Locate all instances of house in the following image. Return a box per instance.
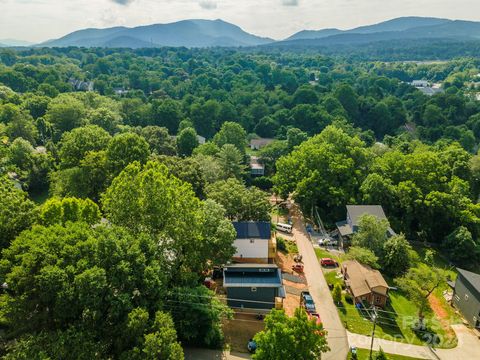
[250,138,274,150]
[335,205,395,244]
[223,263,285,310]
[452,268,480,330]
[196,135,206,144]
[342,260,389,308]
[69,78,94,92]
[411,80,429,88]
[250,156,265,176]
[232,221,275,263]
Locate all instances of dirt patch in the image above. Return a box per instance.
[223,312,265,353]
[429,293,456,342]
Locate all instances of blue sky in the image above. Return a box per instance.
[0,0,479,42]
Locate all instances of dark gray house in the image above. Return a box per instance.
[452,268,480,330]
[223,264,284,310]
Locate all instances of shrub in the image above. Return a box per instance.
[344,293,353,304]
[277,236,287,252]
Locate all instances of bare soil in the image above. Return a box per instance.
[223,313,265,353]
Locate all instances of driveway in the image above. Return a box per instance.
[435,324,480,360]
[291,204,349,360]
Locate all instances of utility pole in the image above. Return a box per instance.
[369,308,378,360]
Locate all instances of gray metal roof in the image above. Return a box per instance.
[457,268,480,298]
[336,220,353,236]
[233,221,271,239]
[346,205,387,227]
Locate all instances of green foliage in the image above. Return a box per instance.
[0,222,170,358]
[168,286,233,348]
[39,197,101,226]
[213,121,247,153]
[346,246,379,269]
[0,176,37,249]
[376,347,389,360]
[176,127,199,157]
[206,178,271,221]
[332,283,342,304]
[106,132,150,175]
[58,125,111,168]
[443,226,480,268]
[216,144,245,179]
[253,308,329,360]
[352,214,390,257]
[381,234,412,276]
[45,94,86,137]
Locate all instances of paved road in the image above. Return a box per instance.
[291,204,349,360]
[347,331,435,359]
[435,324,480,360]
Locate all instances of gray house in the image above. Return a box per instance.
[336,205,395,245]
[452,268,480,330]
[223,264,284,310]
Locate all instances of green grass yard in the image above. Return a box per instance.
[347,348,425,360]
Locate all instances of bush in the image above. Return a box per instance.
[277,236,287,252]
[344,293,353,304]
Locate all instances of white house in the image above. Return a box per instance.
[250,156,265,176]
[232,222,275,264]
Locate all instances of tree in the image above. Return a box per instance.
[443,226,480,267]
[206,178,270,221]
[58,125,111,168]
[345,246,379,269]
[352,214,389,257]
[375,347,388,360]
[168,286,232,348]
[395,267,443,327]
[332,283,342,304]
[106,132,150,175]
[335,84,359,120]
[39,197,101,226]
[0,176,36,249]
[151,99,183,134]
[381,234,411,276]
[87,107,122,134]
[45,94,86,137]
[140,126,177,156]
[286,127,308,150]
[176,127,199,157]
[216,144,245,179]
[213,121,247,153]
[253,309,329,360]
[102,161,235,278]
[0,222,172,358]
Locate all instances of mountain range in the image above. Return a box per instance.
[0,39,34,47]
[21,16,480,49]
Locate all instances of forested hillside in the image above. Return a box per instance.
[1,46,480,357]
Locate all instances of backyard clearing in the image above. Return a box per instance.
[223,312,264,353]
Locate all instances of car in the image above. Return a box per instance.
[292,263,304,273]
[328,239,338,247]
[308,312,322,325]
[317,238,330,246]
[300,291,316,313]
[320,258,338,267]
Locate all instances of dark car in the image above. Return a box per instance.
[300,291,316,313]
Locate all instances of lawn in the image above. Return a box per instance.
[315,247,347,263]
[347,348,425,360]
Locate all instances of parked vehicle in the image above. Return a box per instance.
[320,258,338,267]
[293,254,303,263]
[292,263,304,273]
[308,312,322,325]
[276,222,293,234]
[300,291,316,313]
[317,237,330,246]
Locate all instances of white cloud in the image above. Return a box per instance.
[199,0,217,10]
[282,0,298,6]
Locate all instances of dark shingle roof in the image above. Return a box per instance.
[457,268,480,298]
[347,205,387,227]
[233,221,271,239]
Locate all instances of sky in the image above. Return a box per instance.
[1,0,480,43]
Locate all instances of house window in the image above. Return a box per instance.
[375,296,381,304]
[465,294,469,301]
[251,287,257,292]
[250,239,255,243]
[454,294,460,302]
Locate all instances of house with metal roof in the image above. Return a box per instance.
[341,260,389,308]
[232,222,276,263]
[250,138,274,150]
[223,264,285,310]
[335,205,395,245]
[452,268,480,330]
[250,156,265,177]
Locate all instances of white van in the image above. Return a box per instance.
[276,222,293,234]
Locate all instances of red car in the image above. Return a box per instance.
[292,263,304,273]
[320,258,338,267]
[308,312,322,325]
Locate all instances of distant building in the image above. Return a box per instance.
[113,87,129,96]
[223,264,285,310]
[196,135,206,144]
[69,78,94,92]
[336,205,395,245]
[232,221,275,263]
[250,156,265,177]
[250,138,274,150]
[342,260,389,308]
[411,80,429,88]
[411,80,443,96]
[452,268,480,330]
